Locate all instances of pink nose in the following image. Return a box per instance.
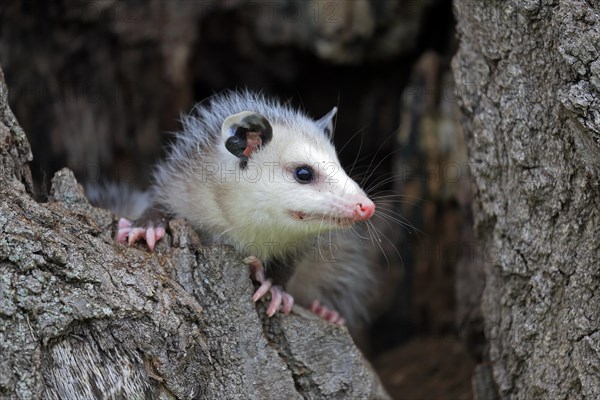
[353,199,376,221]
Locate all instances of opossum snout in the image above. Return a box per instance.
[353,200,376,222]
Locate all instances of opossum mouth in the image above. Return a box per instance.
[290,211,354,226]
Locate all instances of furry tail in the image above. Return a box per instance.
[85,182,151,220]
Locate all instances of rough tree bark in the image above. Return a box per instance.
[0,67,389,399]
[453,1,600,399]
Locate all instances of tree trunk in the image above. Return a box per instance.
[0,67,389,399]
[453,1,600,399]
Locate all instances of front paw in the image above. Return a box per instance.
[245,256,294,316]
[115,218,166,251]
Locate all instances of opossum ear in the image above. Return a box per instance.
[315,107,337,138]
[222,111,273,165]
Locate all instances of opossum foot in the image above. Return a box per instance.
[309,299,346,326]
[115,218,166,251]
[245,256,294,316]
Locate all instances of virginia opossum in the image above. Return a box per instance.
[90,91,377,328]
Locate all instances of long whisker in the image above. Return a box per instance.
[370,193,424,201]
[348,128,367,178]
[363,173,406,193]
[361,147,403,191]
[374,210,426,237]
[366,220,394,269]
[369,219,405,270]
[337,126,367,157]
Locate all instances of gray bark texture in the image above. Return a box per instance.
[453,1,600,399]
[0,67,389,399]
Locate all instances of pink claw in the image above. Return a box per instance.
[245,256,295,316]
[252,279,273,302]
[309,300,346,326]
[281,292,294,314]
[118,218,133,228]
[149,227,159,250]
[115,218,165,251]
[267,286,283,316]
[128,227,147,245]
[116,227,132,242]
[116,218,133,242]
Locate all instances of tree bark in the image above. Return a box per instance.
[0,67,388,399]
[453,1,600,398]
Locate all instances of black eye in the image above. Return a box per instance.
[294,166,314,183]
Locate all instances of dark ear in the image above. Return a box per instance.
[221,111,273,166]
[315,107,337,138]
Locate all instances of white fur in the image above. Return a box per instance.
[152,91,370,262]
[108,90,382,329]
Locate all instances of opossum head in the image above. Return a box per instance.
[218,108,375,251]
